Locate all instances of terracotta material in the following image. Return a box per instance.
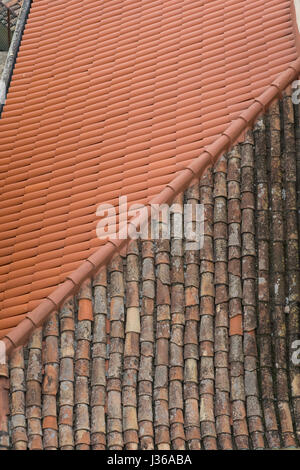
[291,0,300,55]
[1,57,300,355]
[1,1,21,7]
[3,99,299,448]
[0,2,300,447]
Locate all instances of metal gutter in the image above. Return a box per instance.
[0,0,31,115]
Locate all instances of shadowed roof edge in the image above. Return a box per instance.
[1,54,300,360]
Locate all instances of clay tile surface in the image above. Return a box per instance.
[0,1,21,29]
[0,0,298,337]
[2,93,300,449]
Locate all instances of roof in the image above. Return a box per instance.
[0,0,22,8]
[0,0,299,453]
[0,2,21,51]
[1,93,300,449]
[0,0,299,339]
[0,1,21,29]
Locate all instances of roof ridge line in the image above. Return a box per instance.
[2,55,300,359]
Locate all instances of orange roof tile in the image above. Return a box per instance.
[0,0,299,338]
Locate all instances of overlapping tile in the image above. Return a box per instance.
[0,0,298,336]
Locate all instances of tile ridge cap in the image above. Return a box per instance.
[2,55,300,359]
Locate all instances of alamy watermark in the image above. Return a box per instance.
[96,196,204,251]
[292,80,300,105]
